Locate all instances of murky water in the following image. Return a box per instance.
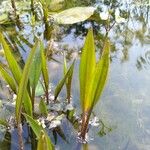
[0,0,150,150]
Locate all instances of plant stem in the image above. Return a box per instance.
[79,111,91,140]
[31,88,35,112]
[18,123,24,150]
[31,0,34,13]
[45,89,49,104]
[11,0,17,12]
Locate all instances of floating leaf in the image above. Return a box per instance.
[52,7,96,24]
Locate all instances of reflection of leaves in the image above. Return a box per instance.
[0,131,11,150]
[98,120,112,137]
[53,126,67,144]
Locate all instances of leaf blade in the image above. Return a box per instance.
[92,39,110,106]
[23,114,54,150]
[15,42,38,122]
[0,64,17,93]
[52,7,96,24]
[54,60,75,101]
[79,28,96,111]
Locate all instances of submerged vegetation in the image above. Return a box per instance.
[0,0,149,150]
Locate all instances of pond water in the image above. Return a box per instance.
[0,0,150,150]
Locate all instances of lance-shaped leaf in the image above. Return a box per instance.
[92,39,110,107]
[15,42,38,123]
[79,28,96,111]
[23,113,54,150]
[29,42,41,91]
[79,29,110,140]
[0,32,32,116]
[0,32,22,85]
[54,60,75,101]
[41,42,49,97]
[63,56,74,102]
[0,64,17,93]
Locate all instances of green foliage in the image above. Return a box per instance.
[41,42,49,100]
[0,64,17,93]
[23,114,54,150]
[29,42,41,91]
[39,99,48,116]
[0,33,33,119]
[15,42,38,123]
[54,61,75,101]
[63,56,74,102]
[79,28,110,112]
[0,32,22,85]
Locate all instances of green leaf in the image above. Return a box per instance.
[52,7,96,24]
[29,42,41,90]
[41,42,49,95]
[63,56,74,102]
[0,64,17,93]
[54,60,75,101]
[23,113,42,137]
[0,32,32,117]
[92,39,110,107]
[79,29,110,139]
[79,28,96,111]
[37,130,54,150]
[35,81,45,96]
[15,42,38,123]
[23,114,54,150]
[39,99,48,116]
[0,32,22,85]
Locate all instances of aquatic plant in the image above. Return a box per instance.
[0,33,54,149]
[79,28,110,140]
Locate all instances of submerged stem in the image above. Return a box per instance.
[79,111,91,140]
[18,123,24,150]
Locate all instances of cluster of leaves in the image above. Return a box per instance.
[0,26,110,148]
[0,32,75,149]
